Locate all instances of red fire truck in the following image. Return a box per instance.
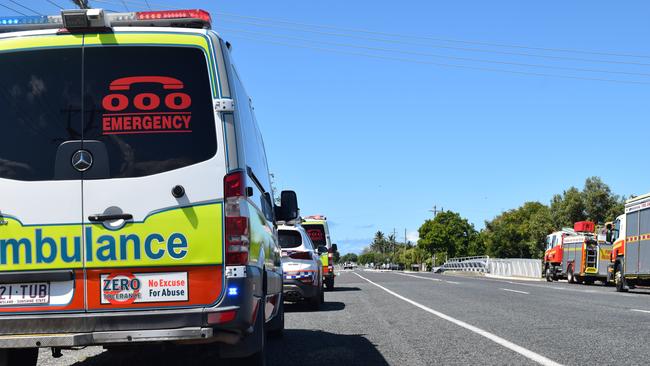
[543,221,612,284]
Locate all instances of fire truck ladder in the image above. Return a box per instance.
[585,245,598,270]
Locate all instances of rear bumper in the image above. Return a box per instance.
[0,307,242,348]
[283,281,318,301]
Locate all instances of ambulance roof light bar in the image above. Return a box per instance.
[0,8,211,33]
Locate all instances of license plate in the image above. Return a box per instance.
[0,282,50,306]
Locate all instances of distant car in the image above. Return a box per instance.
[343,262,354,270]
[279,224,324,310]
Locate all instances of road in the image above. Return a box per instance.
[38,270,650,365]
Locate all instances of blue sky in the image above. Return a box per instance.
[18,1,650,253]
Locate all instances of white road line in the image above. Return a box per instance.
[354,272,563,366]
[631,309,650,314]
[445,280,460,284]
[396,273,442,282]
[501,288,530,295]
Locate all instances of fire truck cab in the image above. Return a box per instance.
[608,193,650,292]
[544,221,612,284]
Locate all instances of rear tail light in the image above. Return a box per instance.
[289,251,312,260]
[224,171,250,266]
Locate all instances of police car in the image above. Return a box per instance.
[278,224,324,310]
[0,8,295,366]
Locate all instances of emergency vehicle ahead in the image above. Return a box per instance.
[302,215,337,290]
[543,221,612,284]
[607,192,650,292]
[0,8,297,365]
[278,224,324,309]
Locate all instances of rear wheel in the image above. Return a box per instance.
[240,301,267,366]
[266,295,284,338]
[324,277,334,290]
[615,263,628,292]
[0,348,38,366]
[308,286,322,310]
[320,284,325,304]
[567,266,576,284]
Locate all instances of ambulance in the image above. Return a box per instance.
[302,215,337,290]
[0,8,297,365]
[607,193,650,292]
[543,221,612,284]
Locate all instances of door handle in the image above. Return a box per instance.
[88,214,133,222]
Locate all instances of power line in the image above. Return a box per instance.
[219,27,650,78]
[215,11,650,60]
[8,0,42,15]
[46,0,65,9]
[217,18,650,67]
[0,2,28,16]
[226,34,650,85]
[86,0,650,61]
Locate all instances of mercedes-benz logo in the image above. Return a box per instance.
[71,150,93,172]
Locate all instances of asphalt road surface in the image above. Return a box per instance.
[38,270,650,365]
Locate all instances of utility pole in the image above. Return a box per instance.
[429,205,444,217]
[391,228,397,268]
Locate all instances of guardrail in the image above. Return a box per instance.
[442,256,489,272]
[441,256,541,278]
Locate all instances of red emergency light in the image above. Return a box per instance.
[136,9,211,23]
[574,221,595,233]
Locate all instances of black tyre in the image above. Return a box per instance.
[615,263,628,293]
[324,277,334,290]
[320,285,325,304]
[308,286,321,311]
[241,302,267,366]
[545,266,553,282]
[0,348,38,366]
[266,296,284,338]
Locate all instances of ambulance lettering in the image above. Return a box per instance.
[0,228,188,265]
[101,76,192,135]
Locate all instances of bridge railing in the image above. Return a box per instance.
[441,256,541,278]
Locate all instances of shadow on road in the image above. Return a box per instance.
[285,301,345,313]
[267,330,390,366]
[329,286,361,292]
[67,330,388,366]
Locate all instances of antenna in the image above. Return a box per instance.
[70,0,90,9]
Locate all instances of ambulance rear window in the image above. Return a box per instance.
[302,224,326,246]
[83,46,217,178]
[278,230,302,248]
[0,48,82,181]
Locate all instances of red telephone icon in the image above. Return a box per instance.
[102,76,191,112]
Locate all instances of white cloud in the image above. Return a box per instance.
[406,230,420,243]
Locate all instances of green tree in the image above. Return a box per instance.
[582,176,624,223]
[483,201,554,259]
[417,211,477,259]
[340,253,358,263]
[369,231,389,254]
[550,187,586,228]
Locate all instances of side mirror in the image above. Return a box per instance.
[317,245,328,254]
[331,243,338,252]
[275,190,298,221]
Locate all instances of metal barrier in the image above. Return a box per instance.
[441,256,542,278]
[486,258,541,278]
[442,256,489,273]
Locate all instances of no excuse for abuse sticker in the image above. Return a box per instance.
[101,272,188,305]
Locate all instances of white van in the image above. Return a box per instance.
[0,8,297,366]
